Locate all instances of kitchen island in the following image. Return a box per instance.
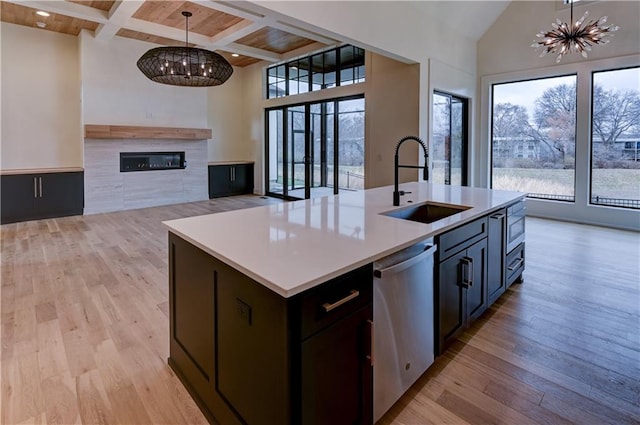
[163,182,526,424]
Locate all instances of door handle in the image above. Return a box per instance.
[490,213,506,220]
[39,177,43,198]
[33,177,38,198]
[461,256,473,287]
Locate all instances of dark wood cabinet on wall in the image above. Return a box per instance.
[208,162,254,198]
[0,170,84,224]
[168,233,373,424]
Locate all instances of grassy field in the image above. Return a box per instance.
[493,168,640,200]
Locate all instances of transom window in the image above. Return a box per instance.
[266,45,365,99]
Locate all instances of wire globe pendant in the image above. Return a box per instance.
[137,11,233,87]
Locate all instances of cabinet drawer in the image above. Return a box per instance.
[297,264,373,341]
[507,200,525,217]
[438,217,488,261]
[506,242,525,287]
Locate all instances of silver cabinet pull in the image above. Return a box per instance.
[322,289,359,312]
[366,319,374,366]
[490,213,506,220]
[33,177,38,198]
[508,257,524,271]
[461,257,473,287]
[39,177,43,198]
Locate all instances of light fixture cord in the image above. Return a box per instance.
[570,0,574,26]
[185,13,189,48]
[185,13,190,77]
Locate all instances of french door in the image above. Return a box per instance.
[432,92,468,186]
[266,96,364,200]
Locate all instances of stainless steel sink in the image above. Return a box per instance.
[381,202,471,224]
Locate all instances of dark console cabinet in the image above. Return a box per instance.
[168,233,373,425]
[208,163,254,198]
[1,171,84,224]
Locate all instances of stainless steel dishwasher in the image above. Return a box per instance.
[373,239,437,422]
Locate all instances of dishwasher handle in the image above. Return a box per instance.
[374,244,437,278]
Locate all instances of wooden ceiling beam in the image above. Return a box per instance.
[190,0,265,21]
[225,42,283,62]
[208,18,271,45]
[269,21,338,46]
[95,0,146,40]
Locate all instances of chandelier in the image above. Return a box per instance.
[137,11,233,87]
[531,0,619,63]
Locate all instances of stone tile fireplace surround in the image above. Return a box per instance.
[84,125,210,214]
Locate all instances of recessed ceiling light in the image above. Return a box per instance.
[36,11,50,17]
[231,53,240,57]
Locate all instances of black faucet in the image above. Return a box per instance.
[393,136,429,206]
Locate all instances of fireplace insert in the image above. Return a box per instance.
[120,152,186,172]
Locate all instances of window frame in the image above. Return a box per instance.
[489,73,578,203]
[589,65,640,210]
[480,54,640,230]
[265,45,365,99]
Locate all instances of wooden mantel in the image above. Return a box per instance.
[84,125,212,140]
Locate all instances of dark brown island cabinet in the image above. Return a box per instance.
[168,198,525,424]
[168,233,373,425]
[0,170,84,224]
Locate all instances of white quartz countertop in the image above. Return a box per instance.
[163,182,525,298]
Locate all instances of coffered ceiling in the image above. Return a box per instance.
[0,0,338,67]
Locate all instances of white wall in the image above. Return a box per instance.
[1,23,82,169]
[478,1,640,230]
[80,31,208,128]
[207,66,253,162]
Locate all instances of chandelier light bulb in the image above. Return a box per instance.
[531,2,619,63]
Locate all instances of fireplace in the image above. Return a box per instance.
[120,151,185,172]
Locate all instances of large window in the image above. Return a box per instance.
[590,67,640,209]
[266,96,364,200]
[266,45,365,99]
[491,75,577,201]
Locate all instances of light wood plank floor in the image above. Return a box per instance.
[1,196,639,424]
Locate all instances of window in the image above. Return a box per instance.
[590,66,640,209]
[265,96,365,199]
[432,92,468,186]
[266,45,365,99]
[491,75,577,202]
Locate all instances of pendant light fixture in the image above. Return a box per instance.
[531,0,619,63]
[137,11,233,87]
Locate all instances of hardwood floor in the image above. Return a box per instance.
[1,196,638,424]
